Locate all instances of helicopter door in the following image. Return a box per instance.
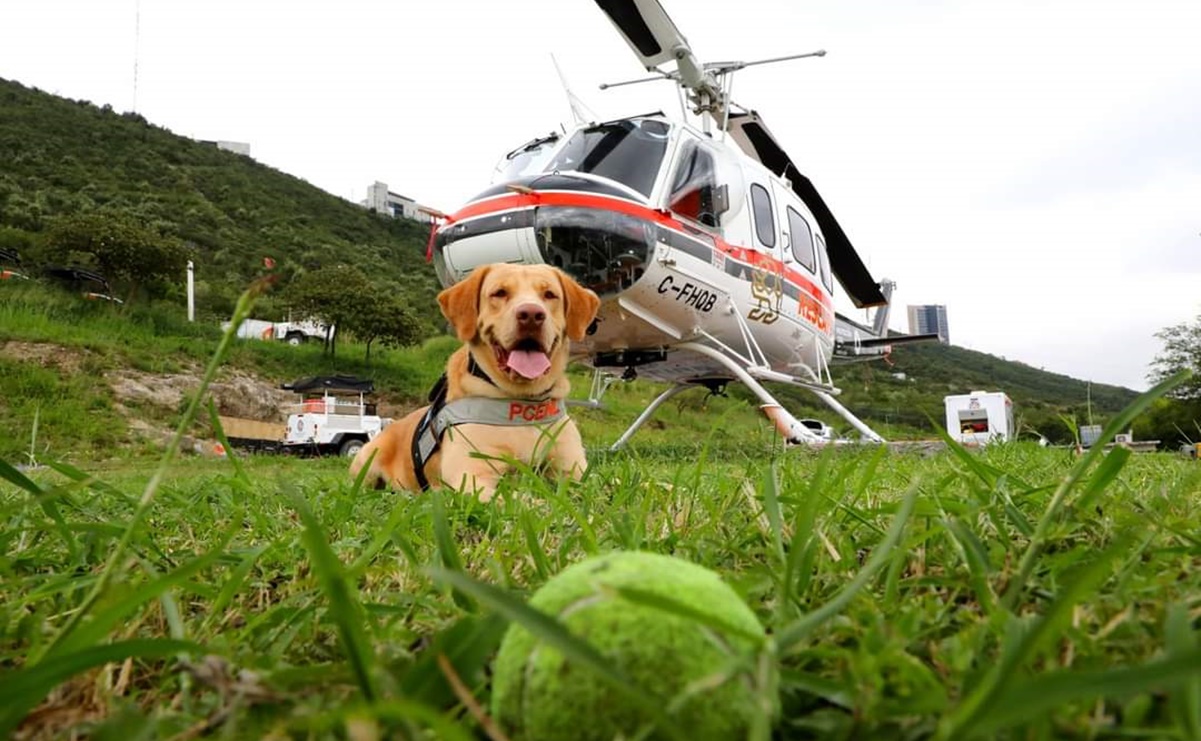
[782,205,817,276]
[667,137,725,228]
[815,233,834,295]
[746,180,792,327]
[749,182,782,262]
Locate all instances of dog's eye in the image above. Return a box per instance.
[491,288,508,299]
[543,291,558,300]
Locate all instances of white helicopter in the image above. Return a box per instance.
[429,0,937,446]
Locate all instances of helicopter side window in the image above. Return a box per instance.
[750,183,776,249]
[815,233,834,293]
[668,141,722,228]
[786,206,816,273]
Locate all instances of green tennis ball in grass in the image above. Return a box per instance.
[491,551,777,740]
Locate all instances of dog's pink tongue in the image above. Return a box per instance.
[507,350,551,379]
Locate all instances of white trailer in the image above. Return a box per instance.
[944,391,1014,446]
[280,376,387,457]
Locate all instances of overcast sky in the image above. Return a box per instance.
[2,0,1198,391]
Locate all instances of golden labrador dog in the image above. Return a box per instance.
[350,263,600,501]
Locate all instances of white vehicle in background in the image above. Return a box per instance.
[281,376,387,457]
[218,376,388,457]
[944,390,1014,446]
[225,317,334,346]
[797,418,835,442]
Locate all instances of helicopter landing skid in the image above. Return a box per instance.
[607,340,885,450]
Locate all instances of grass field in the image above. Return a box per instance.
[5,393,1201,738]
[4,287,1201,739]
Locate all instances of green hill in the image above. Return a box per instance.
[0,76,439,319]
[0,76,1157,459]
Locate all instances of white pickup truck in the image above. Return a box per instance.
[225,317,333,346]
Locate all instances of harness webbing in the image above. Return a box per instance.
[409,356,565,491]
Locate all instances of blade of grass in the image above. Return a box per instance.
[0,458,78,561]
[761,461,785,563]
[545,486,600,554]
[202,543,270,634]
[775,483,918,652]
[50,542,229,657]
[291,488,379,703]
[207,401,248,484]
[429,488,475,612]
[965,645,1201,738]
[941,537,1129,738]
[942,515,997,615]
[1166,603,1201,739]
[520,510,553,582]
[348,498,416,577]
[0,638,202,737]
[42,459,135,505]
[398,613,509,708]
[781,469,824,617]
[36,279,269,661]
[1002,369,1189,610]
[932,423,1021,490]
[426,566,635,689]
[1073,445,1133,514]
[321,698,478,741]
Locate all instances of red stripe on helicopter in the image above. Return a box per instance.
[445,191,834,311]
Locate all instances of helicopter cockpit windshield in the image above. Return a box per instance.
[541,118,671,199]
[491,133,560,184]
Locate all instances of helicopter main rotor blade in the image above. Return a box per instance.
[593,0,705,89]
[727,111,888,308]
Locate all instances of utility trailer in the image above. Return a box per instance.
[218,417,287,454]
[218,375,388,457]
[944,391,1014,446]
[279,375,387,457]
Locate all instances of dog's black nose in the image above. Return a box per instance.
[516,303,546,329]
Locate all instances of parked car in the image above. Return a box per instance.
[798,418,835,441]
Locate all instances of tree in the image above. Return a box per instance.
[284,264,375,357]
[1148,314,1201,401]
[43,211,191,301]
[1140,315,1201,448]
[345,293,424,363]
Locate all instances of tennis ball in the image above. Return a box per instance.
[491,551,776,740]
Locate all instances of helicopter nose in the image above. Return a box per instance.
[515,302,546,332]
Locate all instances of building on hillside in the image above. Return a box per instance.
[199,140,252,157]
[363,181,433,223]
[907,304,950,344]
[215,140,251,156]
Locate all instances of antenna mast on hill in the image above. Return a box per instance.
[132,0,141,112]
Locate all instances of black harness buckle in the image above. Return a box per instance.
[411,373,449,491]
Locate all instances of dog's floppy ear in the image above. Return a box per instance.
[557,269,601,342]
[438,266,491,342]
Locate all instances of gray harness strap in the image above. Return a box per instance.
[412,395,567,490]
